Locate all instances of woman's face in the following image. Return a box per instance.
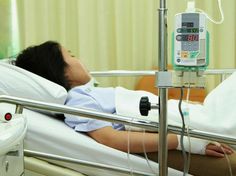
[61,47,91,87]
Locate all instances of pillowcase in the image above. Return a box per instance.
[0,62,67,104]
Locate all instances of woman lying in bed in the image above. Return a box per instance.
[15,41,235,176]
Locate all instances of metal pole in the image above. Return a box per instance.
[24,150,153,176]
[15,104,23,114]
[158,0,168,176]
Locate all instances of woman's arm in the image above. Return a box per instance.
[88,126,234,156]
[88,126,177,153]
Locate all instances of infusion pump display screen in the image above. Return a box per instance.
[177,28,199,33]
[173,13,207,67]
[176,34,199,41]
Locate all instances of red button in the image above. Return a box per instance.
[4,113,12,121]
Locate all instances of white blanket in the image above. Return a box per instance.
[115,72,236,138]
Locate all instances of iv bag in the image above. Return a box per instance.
[0,0,19,59]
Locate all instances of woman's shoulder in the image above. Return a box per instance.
[66,84,116,113]
[69,84,115,94]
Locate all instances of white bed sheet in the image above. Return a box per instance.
[0,103,184,176]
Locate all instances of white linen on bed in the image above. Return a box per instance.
[115,86,182,127]
[203,72,236,136]
[0,103,184,176]
[115,73,236,138]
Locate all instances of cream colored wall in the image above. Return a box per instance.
[16,0,236,92]
[0,0,19,58]
[202,0,236,91]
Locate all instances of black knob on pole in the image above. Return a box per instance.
[139,96,151,116]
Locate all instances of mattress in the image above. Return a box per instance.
[0,103,184,176]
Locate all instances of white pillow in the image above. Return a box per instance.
[0,62,67,104]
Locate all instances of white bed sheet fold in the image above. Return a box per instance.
[115,81,236,138]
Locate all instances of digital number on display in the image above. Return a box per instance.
[177,28,199,33]
[176,34,199,41]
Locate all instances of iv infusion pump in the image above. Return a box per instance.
[173,12,209,70]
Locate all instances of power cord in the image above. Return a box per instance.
[127,118,134,175]
[127,119,157,175]
[185,87,191,173]
[220,145,233,176]
[178,87,188,176]
[211,141,233,176]
[180,86,232,176]
[142,129,157,175]
[195,0,224,24]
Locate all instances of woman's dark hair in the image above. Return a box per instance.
[15,41,71,90]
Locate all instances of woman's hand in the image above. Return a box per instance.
[176,135,235,157]
[205,143,234,157]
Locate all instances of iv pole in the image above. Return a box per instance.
[158,0,168,176]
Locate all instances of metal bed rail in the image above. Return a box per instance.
[0,95,236,145]
[24,150,153,176]
[90,69,236,84]
[90,69,236,77]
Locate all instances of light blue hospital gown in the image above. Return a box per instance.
[64,84,125,132]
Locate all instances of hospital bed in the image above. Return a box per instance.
[0,61,185,176]
[1,60,236,176]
